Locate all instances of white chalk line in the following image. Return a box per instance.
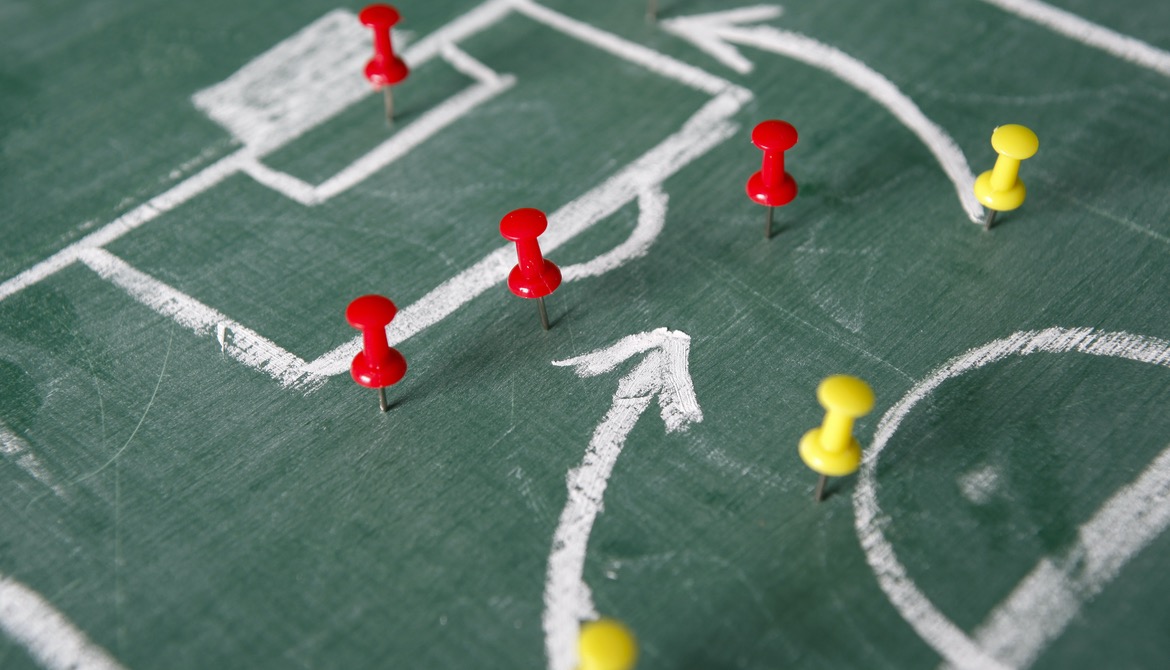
[75,248,321,391]
[510,0,735,97]
[560,187,667,282]
[854,327,1170,670]
[190,9,373,156]
[0,423,66,499]
[400,0,513,71]
[978,0,1170,78]
[543,393,650,670]
[942,442,1170,669]
[0,574,124,670]
[661,7,983,222]
[439,41,508,86]
[239,44,516,206]
[544,328,702,670]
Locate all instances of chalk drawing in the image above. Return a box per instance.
[191,9,373,156]
[662,5,984,222]
[545,328,703,670]
[0,573,124,670]
[238,44,516,206]
[76,248,320,390]
[0,151,248,304]
[978,0,1170,78]
[509,0,730,96]
[853,327,1170,669]
[957,464,1001,505]
[0,1,748,397]
[0,1,506,304]
[560,187,667,282]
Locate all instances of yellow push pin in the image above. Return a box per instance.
[578,618,637,670]
[973,124,1039,231]
[799,375,874,502]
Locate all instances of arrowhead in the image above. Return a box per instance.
[660,5,783,75]
[553,328,702,433]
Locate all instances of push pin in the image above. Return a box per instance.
[346,295,407,412]
[500,208,562,331]
[973,124,1039,231]
[799,375,873,502]
[746,120,798,240]
[359,4,410,124]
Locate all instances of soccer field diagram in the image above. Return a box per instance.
[2,1,1170,669]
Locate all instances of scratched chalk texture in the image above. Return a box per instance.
[1,0,1170,668]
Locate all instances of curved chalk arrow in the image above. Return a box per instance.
[662,5,984,223]
[543,328,703,670]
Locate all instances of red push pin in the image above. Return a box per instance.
[746,120,798,240]
[346,295,407,412]
[359,4,410,125]
[500,208,562,331]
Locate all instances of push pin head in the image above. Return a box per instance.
[816,374,875,421]
[358,4,400,26]
[578,618,638,670]
[499,207,549,241]
[990,124,1039,161]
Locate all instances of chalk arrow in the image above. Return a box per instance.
[542,328,702,670]
[661,5,784,75]
[662,5,985,222]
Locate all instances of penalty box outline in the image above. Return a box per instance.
[0,0,752,392]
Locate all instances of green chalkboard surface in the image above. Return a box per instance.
[3,1,1170,668]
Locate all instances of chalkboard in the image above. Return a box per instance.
[3,1,1170,668]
